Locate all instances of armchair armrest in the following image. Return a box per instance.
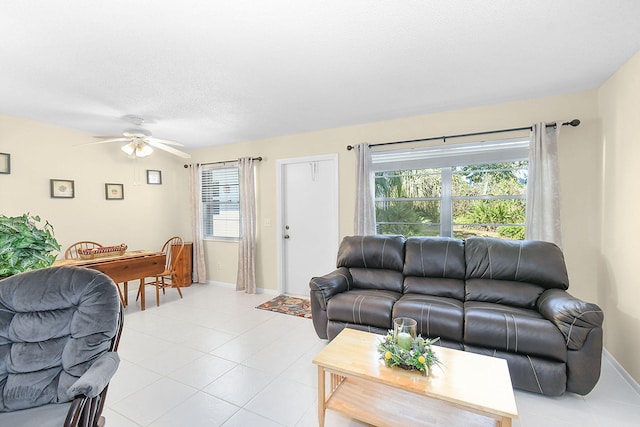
[537,289,604,350]
[67,352,120,399]
[309,267,352,310]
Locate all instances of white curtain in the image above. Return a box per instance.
[236,157,257,293]
[187,164,207,283]
[354,143,376,235]
[526,122,562,247]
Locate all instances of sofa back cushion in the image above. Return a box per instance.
[464,237,569,308]
[0,266,120,412]
[349,268,404,293]
[403,277,465,300]
[336,235,406,292]
[337,235,405,271]
[465,237,569,289]
[465,279,545,309]
[402,237,465,299]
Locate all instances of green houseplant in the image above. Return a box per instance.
[0,214,60,277]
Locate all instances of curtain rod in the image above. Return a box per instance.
[346,119,580,151]
[183,156,263,168]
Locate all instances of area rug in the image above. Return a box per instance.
[256,295,312,319]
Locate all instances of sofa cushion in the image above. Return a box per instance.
[327,289,401,330]
[403,236,465,279]
[350,268,404,292]
[337,235,405,271]
[465,278,545,309]
[393,293,464,342]
[465,237,569,290]
[464,301,566,362]
[403,277,465,300]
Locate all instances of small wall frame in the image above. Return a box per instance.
[0,153,10,174]
[50,179,75,198]
[105,183,124,200]
[146,169,162,185]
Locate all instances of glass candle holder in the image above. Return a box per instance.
[393,317,417,350]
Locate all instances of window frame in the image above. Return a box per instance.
[372,138,529,238]
[201,165,241,241]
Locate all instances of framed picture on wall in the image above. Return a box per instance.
[105,183,124,200]
[50,179,75,198]
[147,169,162,184]
[0,153,10,174]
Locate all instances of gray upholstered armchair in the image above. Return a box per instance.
[0,266,123,427]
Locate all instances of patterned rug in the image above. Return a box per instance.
[256,295,312,319]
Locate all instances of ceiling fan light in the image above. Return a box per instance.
[121,142,135,156]
[137,144,153,157]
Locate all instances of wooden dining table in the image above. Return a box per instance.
[53,250,166,311]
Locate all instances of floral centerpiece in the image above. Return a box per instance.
[378,333,442,376]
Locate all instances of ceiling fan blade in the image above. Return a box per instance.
[77,137,130,146]
[93,135,125,139]
[146,140,191,158]
[147,136,184,147]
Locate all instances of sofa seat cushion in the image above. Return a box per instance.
[393,294,464,342]
[464,301,566,362]
[327,289,401,330]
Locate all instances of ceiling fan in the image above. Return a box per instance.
[86,116,191,159]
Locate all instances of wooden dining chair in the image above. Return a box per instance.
[64,240,129,308]
[137,236,185,307]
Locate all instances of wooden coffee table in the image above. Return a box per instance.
[312,328,518,427]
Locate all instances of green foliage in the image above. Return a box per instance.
[375,162,528,240]
[0,214,60,277]
[456,199,525,226]
[376,202,431,236]
[498,226,525,240]
[377,333,442,376]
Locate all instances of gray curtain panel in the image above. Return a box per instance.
[526,122,563,247]
[354,143,376,235]
[237,157,257,293]
[188,164,207,283]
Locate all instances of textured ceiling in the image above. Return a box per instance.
[1,1,640,150]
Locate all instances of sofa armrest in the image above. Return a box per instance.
[537,289,604,350]
[67,352,120,399]
[309,267,352,310]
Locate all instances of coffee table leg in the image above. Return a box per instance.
[318,366,326,427]
[498,416,512,427]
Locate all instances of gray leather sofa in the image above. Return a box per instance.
[309,235,604,396]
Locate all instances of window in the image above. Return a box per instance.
[372,138,528,240]
[201,166,240,240]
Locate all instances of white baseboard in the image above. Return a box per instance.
[207,280,234,288]
[206,280,279,295]
[603,347,640,396]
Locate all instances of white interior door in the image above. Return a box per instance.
[278,155,339,297]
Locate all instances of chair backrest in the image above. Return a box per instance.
[162,236,184,271]
[0,266,121,412]
[64,241,103,259]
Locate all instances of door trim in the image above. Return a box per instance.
[276,154,339,295]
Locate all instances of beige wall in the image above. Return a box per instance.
[191,90,602,306]
[0,114,190,254]
[598,51,640,382]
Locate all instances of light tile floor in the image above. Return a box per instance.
[104,284,640,427]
